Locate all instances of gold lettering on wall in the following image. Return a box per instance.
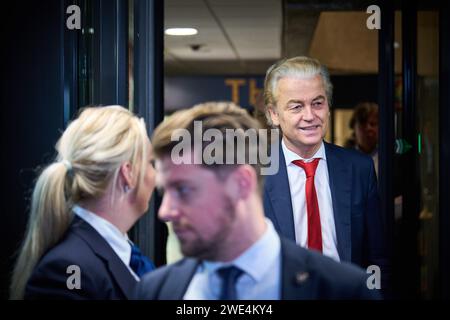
[249,79,262,107]
[225,79,246,104]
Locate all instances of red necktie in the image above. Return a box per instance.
[292,158,323,252]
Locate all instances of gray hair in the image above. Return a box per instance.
[263,56,333,126]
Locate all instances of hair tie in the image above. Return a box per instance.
[61,160,74,176]
[61,160,72,170]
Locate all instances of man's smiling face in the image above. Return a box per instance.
[269,74,330,157]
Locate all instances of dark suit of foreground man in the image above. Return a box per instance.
[136,102,381,300]
[262,57,390,289]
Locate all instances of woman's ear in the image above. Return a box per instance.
[119,162,135,191]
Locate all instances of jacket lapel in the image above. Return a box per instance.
[324,142,352,262]
[265,144,296,240]
[280,239,315,300]
[158,259,200,299]
[72,217,138,299]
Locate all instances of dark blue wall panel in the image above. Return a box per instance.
[1,0,66,299]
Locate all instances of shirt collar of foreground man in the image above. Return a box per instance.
[184,218,281,300]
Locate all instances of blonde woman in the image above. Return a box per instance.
[10,106,156,299]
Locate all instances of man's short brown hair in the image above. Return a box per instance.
[152,101,267,192]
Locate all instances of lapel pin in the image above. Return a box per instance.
[295,272,309,284]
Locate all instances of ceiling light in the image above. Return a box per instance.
[165,28,198,36]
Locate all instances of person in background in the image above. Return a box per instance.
[346,102,379,177]
[136,102,381,300]
[10,106,156,300]
[262,57,390,291]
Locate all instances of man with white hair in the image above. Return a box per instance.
[136,102,380,300]
[262,56,390,291]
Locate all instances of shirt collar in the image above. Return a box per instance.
[201,218,281,282]
[282,139,326,167]
[73,205,132,267]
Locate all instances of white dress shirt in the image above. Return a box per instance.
[183,218,281,300]
[282,140,340,262]
[73,205,140,281]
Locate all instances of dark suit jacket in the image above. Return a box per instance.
[25,216,138,299]
[264,141,390,287]
[135,238,381,300]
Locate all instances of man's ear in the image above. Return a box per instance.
[119,162,135,190]
[226,165,257,201]
[268,106,280,126]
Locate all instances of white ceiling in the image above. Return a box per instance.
[164,0,401,75]
[164,0,282,75]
